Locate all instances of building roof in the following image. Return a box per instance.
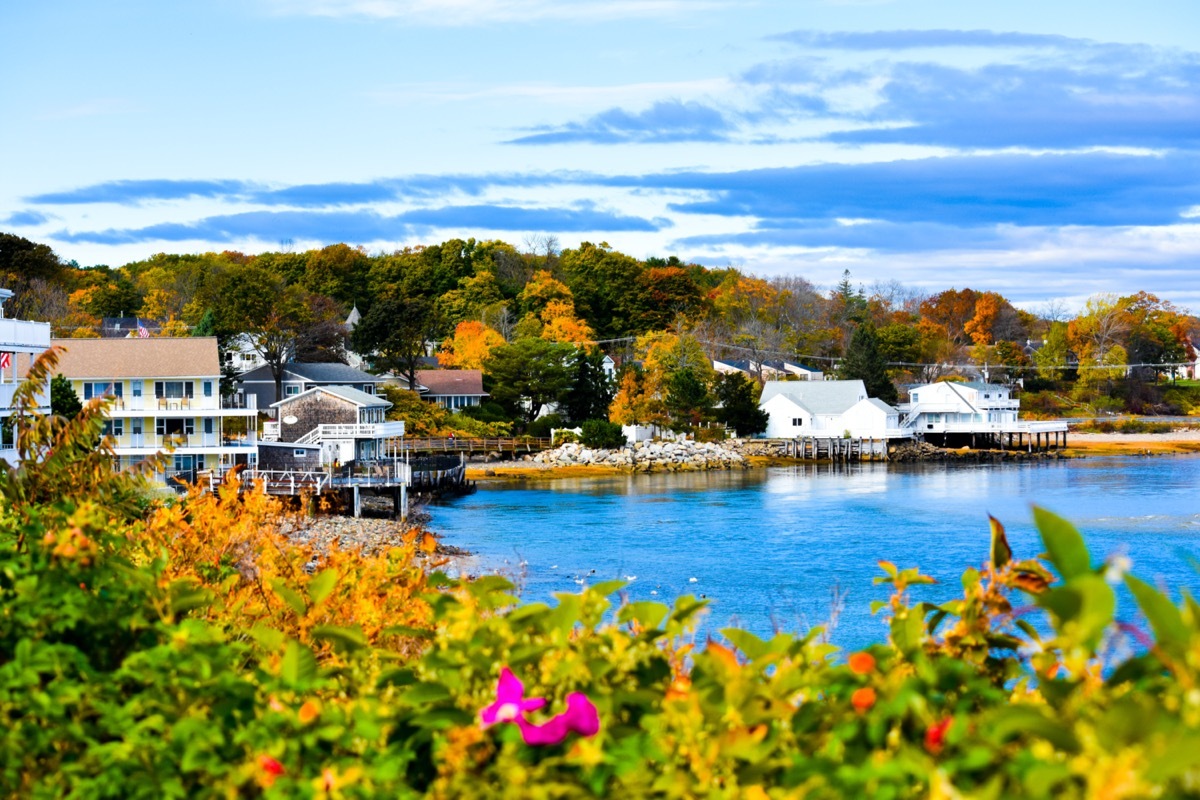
[416,369,487,397]
[239,362,383,384]
[759,379,869,415]
[48,337,221,379]
[861,397,899,414]
[271,384,391,409]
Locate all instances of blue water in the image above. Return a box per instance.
[429,457,1200,650]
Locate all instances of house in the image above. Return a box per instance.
[898,381,1068,447]
[223,333,268,373]
[415,369,488,411]
[100,317,161,338]
[266,385,405,466]
[237,362,387,411]
[37,337,259,481]
[758,379,905,439]
[1,288,52,464]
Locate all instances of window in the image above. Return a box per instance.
[294,449,307,458]
[102,419,124,437]
[203,381,213,398]
[792,418,804,427]
[156,418,193,437]
[362,384,373,395]
[285,385,300,396]
[132,380,143,398]
[83,381,123,400]
[155,381,193,399]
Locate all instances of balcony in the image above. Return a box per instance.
[0,317,51,351]
[105,393,258,415]
[1,382,50,413]
[294,421,406,445]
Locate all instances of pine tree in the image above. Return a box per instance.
[839,325,898,404]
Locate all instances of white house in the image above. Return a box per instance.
[40,337,260,481]
[1,288,52,464]
[713,359,823,382]
[759,380,905,439]
[899,381,1068,446]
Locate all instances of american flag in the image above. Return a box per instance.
[137,319,150,338]
[0,352,10,370]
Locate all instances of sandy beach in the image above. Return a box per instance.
[1063,429,1200,456]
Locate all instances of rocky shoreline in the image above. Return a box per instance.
[528,439,747,471]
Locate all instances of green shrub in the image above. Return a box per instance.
[579,419,627,449]
[525,413,566,438]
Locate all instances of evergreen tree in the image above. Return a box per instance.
[664,367,713,429]
[561,347,614,424]
[839,325,898,404]
[50,374,83,419]
[714,372,769,437]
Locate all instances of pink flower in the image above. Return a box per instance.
[479,668,600,746]
[479,667,546,728]
[516,692,600,746]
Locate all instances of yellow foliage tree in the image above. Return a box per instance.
[608,368,666,426]
[540,299,594,344]
[437,321,506,370]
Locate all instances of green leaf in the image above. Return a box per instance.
[279,641,318,685]
[984,705,1080,753]
[307,568,340,606]
[1033,506,1091,580]
[590,579,626,598]
[248,624,285,651]
[403,681,452,705]
[989,515,1011,570]
[1037,574,1115,646]
[1125,575,1190,650]
[312,624,368,652]
[721,628,771,661]
[891,610,924,656]
[618,601,669,630]
[269,579,308,617]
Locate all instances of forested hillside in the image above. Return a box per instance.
[3,231,1198,428]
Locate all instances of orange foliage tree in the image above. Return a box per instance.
[437,320,506,370]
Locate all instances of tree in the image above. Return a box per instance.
[664,367,713,430]
[483,338,574,424]
[352,297,439,390]
[561,348,614,424]
[50,374,83,420]
[838,325,898,404]
[714,372,769,437]
[438,321,506,370]
[608,364,667,427]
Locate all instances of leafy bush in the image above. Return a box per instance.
[579,418,627,449]
[5,352,1200,796]
[552,428,580,443]
[525,412,566,438]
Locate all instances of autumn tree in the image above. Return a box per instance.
[438,321,506,370]
[920,288,981,347]
[608,365,667,427]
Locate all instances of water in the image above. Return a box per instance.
[429,457,1200,650]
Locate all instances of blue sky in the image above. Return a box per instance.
[3,0,1199,310]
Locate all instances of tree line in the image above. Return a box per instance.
[3,231,1198,432]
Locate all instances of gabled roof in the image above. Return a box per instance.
[239,362,383,384]
[759,379,869,415]
[49,337,221,379]
[416,369,487,397]
[861,397,899,414]
[271,384,391,409]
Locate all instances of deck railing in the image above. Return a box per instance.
[398,436,553,453]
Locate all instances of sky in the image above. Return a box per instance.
[3,0,1199,311]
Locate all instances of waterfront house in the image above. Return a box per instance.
[266,385,405,466]
[415,369,488,411]
[238,362,386,411]
[759,379,904,439]
[1,288,52,465]
[899,380,1068,448]
[39,337,259,481]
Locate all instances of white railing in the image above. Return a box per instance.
[294,421,406,445]
[0,318,51,350]
[262,422,280,441]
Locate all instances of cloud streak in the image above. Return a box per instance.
[50,204,665,245]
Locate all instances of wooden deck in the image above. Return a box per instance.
[396,436,553,455]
